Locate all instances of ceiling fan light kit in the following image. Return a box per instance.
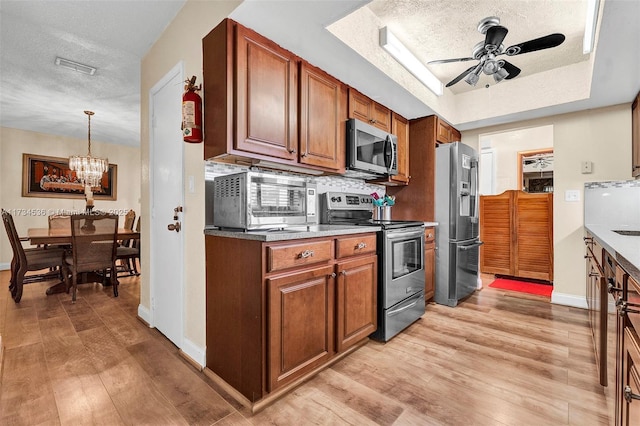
[429,16,566,89]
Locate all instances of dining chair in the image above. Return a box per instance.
[116,216,140,276]
[2,209,66,303]
[62,213,119,302]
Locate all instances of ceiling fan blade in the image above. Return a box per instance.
[428,57,475,65]
[484,25,508,52]
[501,61,521,79]
[445,66,476,87]
[505,33,566,56]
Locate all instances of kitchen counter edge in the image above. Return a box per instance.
[585,224,640,283]
[204,225,383,242]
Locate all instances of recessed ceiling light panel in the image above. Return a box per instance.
[55,57,97,76]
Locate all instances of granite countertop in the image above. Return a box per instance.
[204,224,383,242]
[585,224,640,283]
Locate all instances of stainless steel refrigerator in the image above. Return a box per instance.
[434,142,482,307]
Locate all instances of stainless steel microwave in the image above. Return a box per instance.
[347,118,398,177]
[208,171,317,230]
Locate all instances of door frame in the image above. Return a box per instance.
[148,61,185,347]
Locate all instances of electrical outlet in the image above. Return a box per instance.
[565,189,580,202]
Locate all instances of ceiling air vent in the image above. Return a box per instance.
[55,57,97,75]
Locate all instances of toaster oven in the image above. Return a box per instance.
[207,171,317,230]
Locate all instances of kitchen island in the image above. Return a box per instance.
[204,225,382,412]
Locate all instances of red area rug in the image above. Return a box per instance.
[488,278,553,297]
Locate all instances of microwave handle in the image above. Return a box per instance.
[384,135,395,171]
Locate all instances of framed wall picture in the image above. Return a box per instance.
[21,153,117,200]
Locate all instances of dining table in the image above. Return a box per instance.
[27,227,141,295]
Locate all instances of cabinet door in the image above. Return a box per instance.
[268,265,335,391]
[436,119,452,143]
[479,192,513,275]
[632,93,640,178]
[424,228,435,300]
[335,255,377,352]
[390,112,410,184]
[299,62,346,172]
[235,24,298,160]
[348,88,391,132]
[622,328,640,425]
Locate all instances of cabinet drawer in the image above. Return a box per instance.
[267,239,333,272]
[336,234,376,259]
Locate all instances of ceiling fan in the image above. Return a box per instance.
[428,16,565,88]
[523,155,553,171]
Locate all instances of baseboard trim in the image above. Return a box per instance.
[180,338,205,369]
[137,303,152,325]
[551,291,588,309]
[0,262,9,271]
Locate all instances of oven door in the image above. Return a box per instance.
[381,226,425,308]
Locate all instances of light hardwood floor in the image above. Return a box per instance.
[0,271,610,425]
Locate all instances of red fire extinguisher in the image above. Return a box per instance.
[182,76,202,143]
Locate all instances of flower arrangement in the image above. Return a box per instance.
[371,192,395,207]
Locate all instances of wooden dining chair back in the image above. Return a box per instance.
[116,216,140,276]
[48,215,71,229]
[2,209,65,303]
[62,213,119,302]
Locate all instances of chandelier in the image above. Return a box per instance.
[69,110,108,188]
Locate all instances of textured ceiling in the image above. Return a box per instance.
[1,0,639,147]
[367,0,588,94]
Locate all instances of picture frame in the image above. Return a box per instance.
[22,153,117,200]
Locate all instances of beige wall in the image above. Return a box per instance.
[462,104,632,305]
[0,126,141,266]
[480,125,554,194]
[140,1,241,358]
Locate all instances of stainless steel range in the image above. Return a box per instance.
[321,192,425,342]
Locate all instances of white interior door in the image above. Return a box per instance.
[149,62,184,347]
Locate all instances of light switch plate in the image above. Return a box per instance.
[565,189,580,202]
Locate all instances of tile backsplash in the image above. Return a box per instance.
[584,179,640,227]
[204,161,385,197]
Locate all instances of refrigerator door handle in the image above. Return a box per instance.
[458,241,484,250]
[470,159,479,220]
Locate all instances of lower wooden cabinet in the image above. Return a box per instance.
[622,327,640,425]
[424,227,435,300]
[206,232,377,405]
[268,265,335,391]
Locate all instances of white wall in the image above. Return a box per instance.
[479,125,554,194]
[140,1,242,361]
[462,104,633,307]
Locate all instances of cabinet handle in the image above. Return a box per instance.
[584,255,591,259]
[301,153,307,158]
[329,272,336,279]
[298,250,314,259]
[370,118,377,124]
[340,270,347,276]
[288,148,296,154]
[583,236,593,243]
[356,242,367,250]
[589,272,600,278]
[427,233,433,238]
[624,385,640,403]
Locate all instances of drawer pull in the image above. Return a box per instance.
[329,272,336,279]
[356,242,367,250]
[298,250,314,259]
[607,280,623,293]
[583,236,593,243]
[624,386,640,403]
[427,233,433,238]
[589,272,600,278]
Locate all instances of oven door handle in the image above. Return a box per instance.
[388,294,425,316]
[385,228,425,240]
[458,241,484,251]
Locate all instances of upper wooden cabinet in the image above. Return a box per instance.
[348,88,391,132]
[390,115,461,222]
[299,61,347,173]
[436,117,461,144]
[203,19,345,173]
[632,90,640,178]
[479,190,553,281]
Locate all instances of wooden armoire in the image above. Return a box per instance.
[479,190,553,281]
